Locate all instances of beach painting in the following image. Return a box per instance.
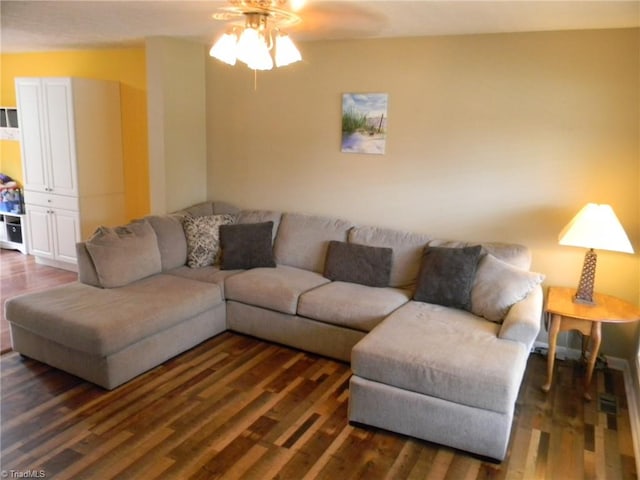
[341,93,388,155]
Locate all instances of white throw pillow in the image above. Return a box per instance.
[183,214,235,268]
[470,254,545,323]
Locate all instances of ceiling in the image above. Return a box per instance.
[2,0,639,54]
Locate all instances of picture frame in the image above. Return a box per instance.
[341,93,388,155]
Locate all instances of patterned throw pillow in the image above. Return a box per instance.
[183,214,235,268]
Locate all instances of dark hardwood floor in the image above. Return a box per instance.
[0,250,637,479]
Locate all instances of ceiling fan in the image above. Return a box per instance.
[208,0,386,70]
[209,0,306,70]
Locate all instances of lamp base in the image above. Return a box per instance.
[573,248,597,305]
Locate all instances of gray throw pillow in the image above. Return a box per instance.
[219,222,276,270]
[323,241,393,288]
[413,245,482,310]
[183,214,235,268]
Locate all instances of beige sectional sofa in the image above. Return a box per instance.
[5,200,544,461]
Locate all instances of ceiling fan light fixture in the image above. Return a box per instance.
[235,26,262,65]
[275,32,301,67]
[210,1,302,70]
[209,32,238,65]
[247,36,274,70]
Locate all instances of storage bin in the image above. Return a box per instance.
[7,223,22,243]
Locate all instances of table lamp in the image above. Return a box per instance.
[558,203,634,305]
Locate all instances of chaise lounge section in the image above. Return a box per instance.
[5,200,544,460]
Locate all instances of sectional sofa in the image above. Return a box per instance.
[5,200,544,460]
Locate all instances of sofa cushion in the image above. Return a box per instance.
[471,254,545,323]
[167,265,243,298]
[237,210,282,241]
[348,226,432,288]
[298,281,410,332]
[323,241,392,288]
[224,265,330,315]
[183,214,235,268]
[145,213,188,271]
[274,213,354,273]
[413,245,482,310]
[85,220,162,288]
[351,301,529,413]
[5,275,223,357]
[219,222,276,270]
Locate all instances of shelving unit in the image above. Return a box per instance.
[0,106,20,140]
[0,213,28,254]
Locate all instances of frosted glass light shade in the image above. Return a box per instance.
[209,32,238,65]
[248,39,273,70]
[275,34,301,67]
[236,28,260,65]
[558,203,634,253]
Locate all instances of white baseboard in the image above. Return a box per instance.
[34,255,78,272]
[533,341,640,474]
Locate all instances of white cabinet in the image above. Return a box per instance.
[26,205,79,263]
[16,77,126,271]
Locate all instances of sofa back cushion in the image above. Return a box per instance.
[177,200,240,217]
[348,226,432,289]
[349,225,532,288]
[181,201,214,217]
[76,242,101,287]
[85,219,162,288]
[237,209,282,241]
[145,214,188,271]
[429,239,531,270]
[274,213,354,273]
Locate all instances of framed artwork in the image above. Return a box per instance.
[341,93,388,154]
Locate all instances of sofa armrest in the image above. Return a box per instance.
[498,284,543,350]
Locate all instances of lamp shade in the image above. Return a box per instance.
[209,32,238,66]
[275,33,301,67]
[236,28,273,70]
[558,203,634,253]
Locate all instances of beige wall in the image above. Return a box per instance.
[146,37,207,214]
[206,28,640,358]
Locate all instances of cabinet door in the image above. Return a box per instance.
[44,79,78,196]
[26,205,54,259]
[51,208,80,263]
[16,79,49,193]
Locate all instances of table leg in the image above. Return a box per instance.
[542,313,561,393]
[583,321,602,401]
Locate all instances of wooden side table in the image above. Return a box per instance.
[542,286,640,400]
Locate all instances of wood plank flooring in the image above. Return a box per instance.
[1,251,637,479]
